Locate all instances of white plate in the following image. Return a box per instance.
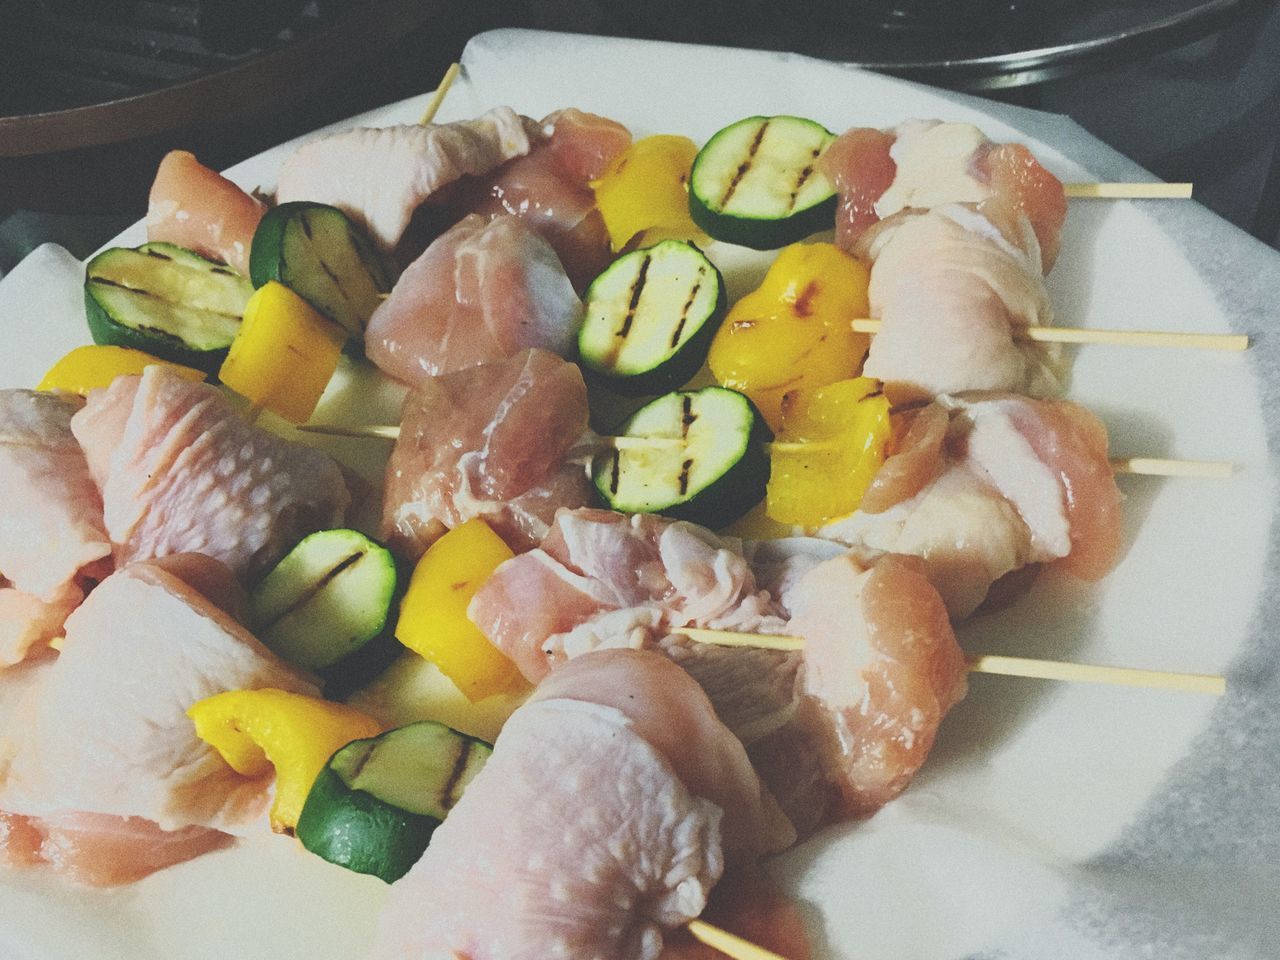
[0,27,1276,960]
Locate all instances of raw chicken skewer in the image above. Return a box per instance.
[464,507,1217,840]
[817,123,1230,403]
[386,92,1218,350]
[407,63,1186,210]
[293,421,1232,478]
[677,627,1226,695]
[367,291,1247,350]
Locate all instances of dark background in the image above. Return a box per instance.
[2,0,1278,273]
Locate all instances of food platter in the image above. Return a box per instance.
[0,26,1276,960]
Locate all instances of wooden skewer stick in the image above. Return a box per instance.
[294,424,1235,480]
[966,654,1226,695]
[295,424,684,447]
[848,318,1248,352]
[677,628,1225,695]
[1110,457,1233,479]
[686,919,792,960]
[418,61,461,126]
[297,422,402,440]
[680,628,804,651]
[1064,182,1193,199]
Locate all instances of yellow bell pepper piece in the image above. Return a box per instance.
[395,518,527,703]
[188,687,382,833]
[37,345,205,396]
[707,243,870,431]
[766,376,892,527]
[218,281,344,423]
[592,135,707,251]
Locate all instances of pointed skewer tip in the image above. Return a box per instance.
[419,61,462,126]
[686,919,794,960]
[1064,182,1193,199]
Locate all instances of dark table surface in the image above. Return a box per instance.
[3,0,1278,275]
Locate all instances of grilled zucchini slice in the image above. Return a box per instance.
[250,529,398,673]
[296,721,490,883]
[591,386,771,529]
[578,240,726,396]
[84,242,252,373]
[689,115,837,249]
[249,201,393,341]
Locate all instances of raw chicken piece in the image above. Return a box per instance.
[471,509,828,835]
[531,652,795,859]
[146,150,266,274]
[990,396,1123,580]
[821,119,1066,271]
[822,393,1123,617]
[0,811,232,887]
[465,549,618,681]
[738,720,832,840]
[0,390,111,602]
[831,467,1036,619]
[856,204,1062,405]
[275,108,538,251]
[371,648,782,960]
[532,108,634,184]
[365,215,583,386]
[470,508,788,686]
[0,581,80,667]
[0,390,111,665]
[788,553,968,817]
[980,141,1068,274]
[817,126,897,254]
[380,349,593,559]
[745,537,848,616]
[143,551,253,626]
[450,108,632,289]
[71,365,351,581]
[0,557,318,870]
[0,557,318,827]
[859,402,950,514]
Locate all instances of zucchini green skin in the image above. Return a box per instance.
[296,762,438,884]
[578,240,727,397]
[249,201,392,341]
[689,116,837,250]
[247,202,295,288]
[591,387,773,530]
[689,189,836,251]
[250,529,399,673]
[296,721,491,884]
[84,242,250,374]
